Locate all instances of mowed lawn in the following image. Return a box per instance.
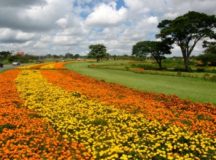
[66,62,216,104]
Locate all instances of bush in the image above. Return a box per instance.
[203,73,210,80]
[125,66,130,71]
[196,68,205,72]
[209,75,216,82]
[176,72,182,76]
[174,67,192,72]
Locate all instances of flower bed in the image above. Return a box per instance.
[0,70,90,159]
[16,69,216,159]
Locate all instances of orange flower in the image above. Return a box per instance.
[41,64,216,137]
[0,70,91,159]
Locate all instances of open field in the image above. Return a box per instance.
[0,62,215,159]
[66,61,216,104]
[87,60,216,80]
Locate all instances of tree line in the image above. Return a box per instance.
[0,52,81,64]
[0,11,215,69]
[88,11,216,71]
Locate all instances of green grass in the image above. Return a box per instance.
[88,61,216,81]
[66,62,216,104]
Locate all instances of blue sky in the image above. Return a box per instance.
[116,0,125,9]
[0,0,215,56]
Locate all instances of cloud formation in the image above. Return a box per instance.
[85,2,127,26]
[0,0,215,55]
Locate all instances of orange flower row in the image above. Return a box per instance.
[0,70,91,159]
[41,63,216,137]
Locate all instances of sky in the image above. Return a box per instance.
[0,0,215,56]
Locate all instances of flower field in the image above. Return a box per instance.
[0,63,216,159]
[42,63,216,136]
[0,69,90,159]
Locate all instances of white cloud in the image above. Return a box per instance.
[85,2,127,26]
[56,18,68,29]
[0,0,215,55]
[146,16,158,24]
[0,0,71,32]
[0,28,35,43]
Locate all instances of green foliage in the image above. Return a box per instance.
[74,54,80,59]
[0,123,16,133]
[91,119,108,126]
[132,41,172,69]
[157,11,216,71]
[88,44,107,62]
[197,43,216,66]
[65,53,74,59]
[0,51,12,61]
[0,51,38,64]
[132,41,149,59]
[8,54,37,63]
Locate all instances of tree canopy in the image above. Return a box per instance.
[197,42,216,66]
[0,51,12,60]
[132,41,149,59]
[157,11,216,71]
[88,44,107,62]
[132,41,172,69]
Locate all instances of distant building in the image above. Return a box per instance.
[16,51,25,56]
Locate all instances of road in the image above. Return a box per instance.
[0,64,15,72]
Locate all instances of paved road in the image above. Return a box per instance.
[0,64,15,72]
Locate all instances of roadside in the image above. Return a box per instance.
[0,64,15,73]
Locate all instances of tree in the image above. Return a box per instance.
[105,53,110,60]
[157,11,216,71]
[0,51,12,60]
[197,42,216,66]
[132,41,172,69]
[74,54,80,59]
[132,42,149,60]
[112,55,117,60]
[65,53,74,59]
[88,44,107,62]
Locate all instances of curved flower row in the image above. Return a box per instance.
[16,70,216,159]
[40,63,56,69]
[0,70,90,159]
[41,63,216,136]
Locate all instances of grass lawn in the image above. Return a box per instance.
[66,62,216,104]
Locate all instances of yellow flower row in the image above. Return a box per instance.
[16,70,216,160]
[17,63,55,70]
[40,63,56,69]
[17,64,38,69]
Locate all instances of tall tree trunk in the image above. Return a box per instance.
[183,56,190,71]
[180,46,190,71]
[154,57,162,70]
[158,60,162,70]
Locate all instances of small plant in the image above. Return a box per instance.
[176,71,182,76]
[28,113,43,119]
[71,92,81,97]
[196,68,205,72]
[91,119,108,126]
[209,75,216,82]
[0,123,16,133]
[203,73,210,80]
[125,66,130,71]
